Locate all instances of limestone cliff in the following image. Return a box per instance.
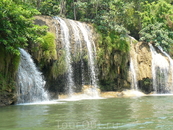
[31,16,99,98]
[130,41,153,93]
[2,16,172,106]
[32,16,154,94]
[31,16,158,95]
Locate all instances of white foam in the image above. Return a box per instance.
[122,90,146,97]
[58,94,104,102]
[149,94,173,96]
[16,100,65,105]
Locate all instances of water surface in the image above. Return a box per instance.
[1,96,173,130]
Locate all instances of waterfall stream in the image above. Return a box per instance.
[158,46,173,93]
[77,22,98,89]
[16,48,49,104]
[130,58,138,90]
[54,17,75,95]
[129,37,138,91]
[69,20,85,87]
[54,17,99,96]
[149,44,171,93]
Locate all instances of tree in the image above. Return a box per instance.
[139,22,173,51]
[0,0,47,55]
[139,0,173,51]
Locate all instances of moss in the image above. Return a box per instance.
[113,36,130,52]
[0,73,16,94]
[12,54,20,75]
[0,47,5,71]
[31,31,57,68]
[96,31,131,91]
[51,50,66,79]
[41,32,57,61]
[99,80,116,91]
[138,78,153,94]
[0,45,20,95]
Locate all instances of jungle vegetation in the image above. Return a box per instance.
[0,0,173,92]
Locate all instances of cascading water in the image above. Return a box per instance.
[54,17,75,96]
[149,44,170,93]
[77,22,99,97]
[54,17,99,97]
[130,58,138,90]
[158,46,173,93]
[77,22,98,89]
[129,37,138,91]
[16,48,49,104]
[69,20,85,86]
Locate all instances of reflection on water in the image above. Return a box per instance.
[1,96,173,129]
[128,96,173,129]
[16,105,49,128]
[128,97,156,129]
[56,100,101,129]
[0,105,49,130]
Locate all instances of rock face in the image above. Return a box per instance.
[82,85,100,96]
[35,16,56,35]
[32,16,155,95]
[0,93,16,106]
[32,16,99,98]
[2,16,172,106]
[32,16,173,96]
[136,43,152,80]
[130,41,153,93]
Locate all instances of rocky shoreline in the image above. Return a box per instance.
[0,93,16,106]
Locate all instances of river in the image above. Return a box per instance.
[0,95,173,130]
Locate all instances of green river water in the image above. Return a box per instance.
[0,95,173,130]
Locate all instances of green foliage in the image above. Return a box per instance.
[3,0,173,92]
[51,50,66,79]
[0,44,20,94]
[12,0,173,45]
[97,30,130,56]
[93,1,131,75]
[12,54,20,74]
[139,0,173,28]
[0,0,48,95]
[139,0,173,51]
[31,31,57,69]
[99,80,116,91]
[140,23,173,51]
[38,0,61,16]
[40,32,57,61]
[0,0,46,55]
[0,73,15,94]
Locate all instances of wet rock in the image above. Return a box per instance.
[82,85,100,96]
[0,93,17,106]
[122,90,146,97]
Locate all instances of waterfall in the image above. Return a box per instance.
[149,44,170,93]
[54,17,99,96]
[69,20,85,87]
[129,37,138,90]
[77,22,99,97]
[130,58,138,90]
[16,48,49,104]
[77,22,98,88]
[158,46,173,93]
[54,17,75,95]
